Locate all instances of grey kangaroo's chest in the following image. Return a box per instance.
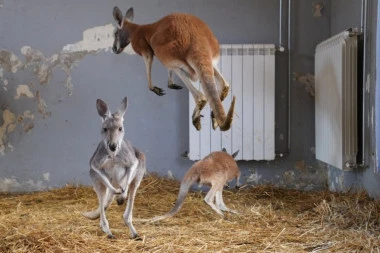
[92,141,137,170]
[99,152,138,184]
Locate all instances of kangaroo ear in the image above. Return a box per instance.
[117,97,128,117]
[96,99,111,120]
[232,149,240,158]
[125,7,134,22]
[113,6,124,27]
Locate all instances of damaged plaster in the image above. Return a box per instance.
[14,84,34,99]
[0,23,121,155]
[0,109,37,154]
[21,46,91,95]
[0,50,22,73]
[0,173,50,193]
[0,109,16,155]
[293,72,315,97]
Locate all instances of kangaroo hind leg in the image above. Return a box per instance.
[215,190,239,214]
[167,70,183,90]
[173,68,207,131]
[204,183,224,216]
[213,66,230,102]
[92,181,115,239]
[123,173,144,240]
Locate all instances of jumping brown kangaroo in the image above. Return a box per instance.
[147,150,241,222]
[111,6,236,131]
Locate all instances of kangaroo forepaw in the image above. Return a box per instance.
[168,83,183,90]
[152,86,165,96]
[117,196,125,206]
[114,187,123,195]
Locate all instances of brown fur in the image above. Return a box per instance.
[145,151,241,222]
[112,7,235,131]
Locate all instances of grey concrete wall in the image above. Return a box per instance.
[0,0,351,193]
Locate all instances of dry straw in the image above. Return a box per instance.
[0,173,379,252]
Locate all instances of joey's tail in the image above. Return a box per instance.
[150,175,198,222]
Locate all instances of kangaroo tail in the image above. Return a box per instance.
[150,175,198,222]
[81,208,101,220]
[194,57,235,131]
[219,96,236,131]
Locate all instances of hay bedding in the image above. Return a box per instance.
[0,174,379,253]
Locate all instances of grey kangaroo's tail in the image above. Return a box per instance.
[150,175,198,222]
[81,208,101,220]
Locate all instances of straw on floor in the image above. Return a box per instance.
[0,173,379,253]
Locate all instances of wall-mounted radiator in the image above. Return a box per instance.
[189,44,276,161]
[315,31,359,170]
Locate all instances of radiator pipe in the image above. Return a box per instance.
[360,0,365,32]
[278,0,285,52]
[360,0,367,167]
[287,0,292,152]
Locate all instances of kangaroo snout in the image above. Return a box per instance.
[108,143,117,152]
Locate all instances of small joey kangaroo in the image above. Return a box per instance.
[148,150,241,222]
[82,97,146,240]
[112,6,236,131]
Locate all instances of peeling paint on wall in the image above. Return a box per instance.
[0,23,126,156]
[0,176,48,193]
[63,24,115,52]
[0,50,22,73]
[21,46,91,95]
[63,24,135,55]
[293,72,315,97]
[0,110,17,155]
[246,169,262,184]
[36,90,51,119]
[167,170,174,179]
[14,84,34,99]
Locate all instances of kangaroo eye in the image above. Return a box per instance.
[119,127,123,131]
[103,128,107,132]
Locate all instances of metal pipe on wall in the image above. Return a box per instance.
[287,0,292,152]
[279,0,282,46]
[360,0,367,167]
[278,0,285,52]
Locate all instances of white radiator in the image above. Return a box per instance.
[189,44,276,161]
[315,31,358,170]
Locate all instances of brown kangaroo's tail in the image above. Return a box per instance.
[219,96,236,131]
[150,174,199,222]
[194,57,235,131]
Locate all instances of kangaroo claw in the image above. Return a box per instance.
[168,83,183,90]
[152,86,165,96]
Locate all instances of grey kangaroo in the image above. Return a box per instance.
[82,97,146,240]
[146,150,241,223]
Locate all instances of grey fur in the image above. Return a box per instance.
[82,97,146,240]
